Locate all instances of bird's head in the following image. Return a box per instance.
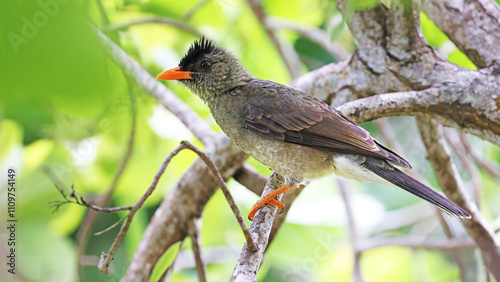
[156,38,251,103]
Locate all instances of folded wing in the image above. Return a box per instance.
[243,82,410,168]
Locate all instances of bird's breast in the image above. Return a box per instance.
[210,96,334,184]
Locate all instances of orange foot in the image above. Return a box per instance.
[248,184,297,220]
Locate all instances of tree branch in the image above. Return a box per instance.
[181,141,257,252]
[95,27,217,145]
[267,185,304,247]
[232,165,304,253]
[123,134,248,280]
[188,219,207,282]
[95,139,255,274]
[339,179,363,282]
[232,173,285,282]
[98,142,189,273]
[245,0,302,78]
[232,164,267,196]
[443,130,482,206]
[336,87,500,146]
[291,0,500,126]
[459,133,500,181]
[438,213,469,282]
[422,0,500,68]
[370,202,436,234]
[76,73,137,275]
[417,115,500,279]
[77,8,138,276]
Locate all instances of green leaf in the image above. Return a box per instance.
[420,12,449,48]
[448,48,477,70]
[150,241,183,282]
[294,37,337,70]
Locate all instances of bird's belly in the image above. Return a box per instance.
[231,132,334,184]
[331,155,393,186]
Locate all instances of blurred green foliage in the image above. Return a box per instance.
[0,0,498,281]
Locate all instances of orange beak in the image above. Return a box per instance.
[156,67,192,80]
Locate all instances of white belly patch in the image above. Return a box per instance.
[332,155,392,186]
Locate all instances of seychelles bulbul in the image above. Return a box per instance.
[156,38,471,220]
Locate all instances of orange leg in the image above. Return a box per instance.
[248,184,297,220]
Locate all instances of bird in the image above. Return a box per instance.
[156,37,471,221]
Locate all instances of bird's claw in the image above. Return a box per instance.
[277,206,285,215]
[247,199,285,221]
[247,184,296,220]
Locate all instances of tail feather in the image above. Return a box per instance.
[363,160,471,219]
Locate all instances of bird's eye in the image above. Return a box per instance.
[200,60,211,70]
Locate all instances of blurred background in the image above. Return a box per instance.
[0,0,499,281]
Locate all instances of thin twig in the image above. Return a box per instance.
[459,133,500,181]
[267,17,350,61]
[97,140,256,273]
[245,0,302,78]
[338,179,363,282]
[443,129,481,206]
[359,237,477,251]
[438,213,469,282]
[370,202,435,234]
[98,142,189,273]
[46,176,134,214]
[374,119,400,153]
[183,0,211,20]
[122,135,248,280]
[188,220,207,282]
[104,16,202,37]
[182,141,257,251]
[94,216,128,236]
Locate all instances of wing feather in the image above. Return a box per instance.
[243,81,411,168]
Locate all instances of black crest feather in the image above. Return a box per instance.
[179,37,218,70]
